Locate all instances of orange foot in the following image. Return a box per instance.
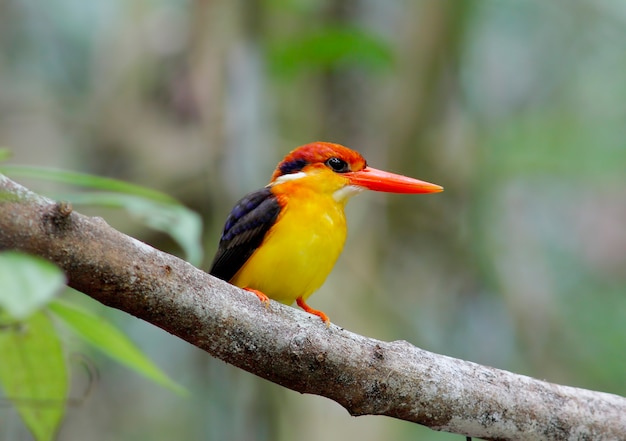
[297,297,330,326]
[244,287,270,308]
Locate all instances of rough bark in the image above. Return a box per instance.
[1,174,625,441]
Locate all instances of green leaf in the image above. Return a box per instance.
[0,166,204,265]
[269,26,394,76]
[0,252,66,319]
[48,299,187,396]
[0,148,12,162]
[0,165,178,204]
[124,196,204,266]
[57,192,204,266]
[0,310,68,441]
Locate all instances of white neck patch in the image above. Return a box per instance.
[270,171,307,186]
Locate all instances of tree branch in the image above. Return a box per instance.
[1,174,625,441]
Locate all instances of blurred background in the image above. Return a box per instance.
[2,0,626,440]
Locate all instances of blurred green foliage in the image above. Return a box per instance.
[0,250,184,440]
[0,252,65,319]
[49,299,187,396]
[0,309,67,441]
[1,0,625,440]
[0,166,203,265]
[269,26,394,76]
[0,252,67,441]
[0,164,196,438]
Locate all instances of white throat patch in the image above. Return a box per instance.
[333,185,364,202]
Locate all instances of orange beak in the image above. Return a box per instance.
[345,166,443,194]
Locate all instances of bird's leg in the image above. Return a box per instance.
[296,297,330,326]
[243,287,270,308]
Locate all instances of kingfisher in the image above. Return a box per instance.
[209,142,443,324]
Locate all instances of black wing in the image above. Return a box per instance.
[209,187,282,282]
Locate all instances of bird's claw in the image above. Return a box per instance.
[296,297,331,327]
[244,287,271,309]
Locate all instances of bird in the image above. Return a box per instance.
[209,142,443,325]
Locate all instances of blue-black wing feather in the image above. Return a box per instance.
[210,187,281,282]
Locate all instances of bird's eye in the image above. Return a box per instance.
[325,157,350,173]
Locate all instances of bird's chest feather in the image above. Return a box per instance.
[231,192,347,303]
[271,194,347,261]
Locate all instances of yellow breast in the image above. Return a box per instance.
[230,182,348,305]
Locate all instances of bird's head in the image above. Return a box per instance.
[269,142,443,202]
